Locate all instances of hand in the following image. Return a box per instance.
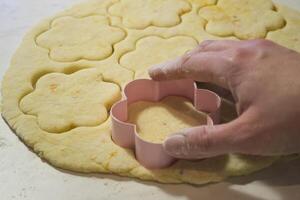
[148,39,300,159]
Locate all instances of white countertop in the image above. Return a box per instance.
[1,1,300,200]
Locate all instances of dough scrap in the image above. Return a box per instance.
[20,69,121,133]
[2,0,300,185]
[120,36,198,78]
[36,15,126,62]
[199,0,285,39]
[128,96,207,143]
[109,0,191,29]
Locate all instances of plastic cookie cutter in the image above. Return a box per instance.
[110,79,221,169]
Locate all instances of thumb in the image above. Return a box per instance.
[163,111,254,159]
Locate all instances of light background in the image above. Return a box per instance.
[0,0,300,199]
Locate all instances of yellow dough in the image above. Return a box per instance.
[36,15,126,62]
[267,4,300,52]
[2,0,300,185]
[20,69,121,133]
[120,36,198,78]
[128,96,207,143]
[199,0,285,39]
[108,0,191,29]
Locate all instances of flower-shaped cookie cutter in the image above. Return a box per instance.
[111,79,221,169]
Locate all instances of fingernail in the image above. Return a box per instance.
[163,133,186,156]
[149,64,159,71]
[184,50,193,58]
[148,64,161,77]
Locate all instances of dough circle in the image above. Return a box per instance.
[2,0,300,184]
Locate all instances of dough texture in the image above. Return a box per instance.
[36,15,126,62]
[2,0,300,184]
[20,69,121,133]
[108,0,191,29]
[128,96,207,143]
[199,0,285,39]
[120,36,198,78]
[267,4,300,52]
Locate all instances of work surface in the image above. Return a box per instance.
[1,0,300,199]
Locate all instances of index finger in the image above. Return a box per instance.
[148,51,232,89]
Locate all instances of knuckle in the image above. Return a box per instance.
[233,40,271,63]
[188,126,212,153]
[199,127,212,152]
[232,47,250,61]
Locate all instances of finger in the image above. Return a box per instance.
[163,109,256,159]
[149,52,233,88]
[188,40,240,55]
[185,40,214,55]
[198,39,241,52]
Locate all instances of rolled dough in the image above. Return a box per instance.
[2,0,300,184]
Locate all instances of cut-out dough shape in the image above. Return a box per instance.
[128,96,207,143]
[199,0,285,39]
[109,0,191,29]
[120,36,198,78]
[267,5,300,52]
[20,69,121,133]
[36,15,126,62]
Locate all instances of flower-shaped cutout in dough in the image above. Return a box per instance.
[36,15,126,62]
[267,5,300,53]
[120,36,198,78]
[199,0,285,39]
[20,69,121,133]
[109,0,191,29]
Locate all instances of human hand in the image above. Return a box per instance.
[148,39,300,159]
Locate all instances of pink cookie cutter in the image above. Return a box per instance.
[111,79,221,169]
